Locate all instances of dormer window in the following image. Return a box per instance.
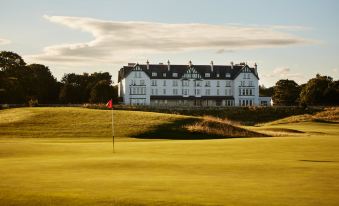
[216,74,220,78]
[205,73,210,77]
[163,73,166,77]
[172,73,178,77]
[152,72,157,77]
[226,73,231,78]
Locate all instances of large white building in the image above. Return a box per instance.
[118,61,271,106]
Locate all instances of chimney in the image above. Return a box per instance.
[210,60,214,72]
[230,61,234,69]
[146,60,149,70]
[189,60,192,67]
[254,62,257,74]
[167,59,170,71]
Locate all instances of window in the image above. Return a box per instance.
[217,89,220,95]
[205,81,211,87]
[205,73,210,77]
[196,89,200,95]
[217,81,220,87]
[249,81,253,86]
[173,80,178,87]
[183,80,189,87]
[205,89,210,96]
[173,89,178,95]
[182,89,189,95]
[172,73,178,77]
[226,73,231,78]
[151,89,154,95]
[196,81,202,87]
[163,89,166,95]
[152,72,157,77]
[225,80,231,87]
[216,73,220,78]
[243,73,246,79]
[249,89,253,95]
[225,89,228,96]
[163,80,166,86]
[242,89,245,96]
[151,80,157,86]
[163,73,166,77]
[140,80,145,85]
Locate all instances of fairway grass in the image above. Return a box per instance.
[0,107,339,205]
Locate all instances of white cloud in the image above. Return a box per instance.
[0,38,11,45]
[269,67,304,79]
[26,15,315,66]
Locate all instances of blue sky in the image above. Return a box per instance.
[0,0,338,86]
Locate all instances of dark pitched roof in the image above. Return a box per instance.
[118,63,259,82]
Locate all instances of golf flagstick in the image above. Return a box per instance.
[106,99,114,153]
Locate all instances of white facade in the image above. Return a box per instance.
[118,61,271,106]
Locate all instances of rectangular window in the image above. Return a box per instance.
[163,89,166,95]
[249,81,253,86]
[152,72,157,77]
[196,81,202,87]
[205,73,210,77]
[140,80,145,85]
[163,80,166,86]
[226,73,231,78]
[183,80,189,87]
[172,73,178,77]
[163,73,167,77]
[225,80,231,87]
[196,89,200,95]
[217,81,220,87]
[151,80,157,86]
[205,89,210,96]
[173,89,178,95]
[182,89,188,95]
[173,80,178,86]
[217,89,219,95]
[205,81,210,87]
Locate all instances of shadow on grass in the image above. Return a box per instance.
[132,118,268,140]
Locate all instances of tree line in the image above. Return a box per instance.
[0,51,118,105]
[1,50,338,106]
[260,75,339,106]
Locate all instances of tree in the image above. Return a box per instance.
[272,79,300,106]
[89,80,113,103]
[259,85,274,97]
[300,74,338,106]
[0,51,26,71]
[59,83,82,104]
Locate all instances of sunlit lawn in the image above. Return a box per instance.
[0,107,338,205]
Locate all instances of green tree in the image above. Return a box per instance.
[89,80,113,103]
[0,51,26,71]
[272,79,300,106]
[259,85,274,97]
[300,74,338,106]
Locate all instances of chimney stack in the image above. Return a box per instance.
[189,60,192,67]
[146,60,149,70]
[210,60,214,72]
[167,59,170,71]
[254,62,257,74]
[230,61,234,69]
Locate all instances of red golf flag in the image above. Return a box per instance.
[106,99,113,109]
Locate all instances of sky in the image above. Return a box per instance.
[0,0,338,86]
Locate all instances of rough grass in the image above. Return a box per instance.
[185,116,267,138]
[263,107,339,126]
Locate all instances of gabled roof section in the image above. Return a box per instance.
[118,62,259,82]
[232,64,259,80]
